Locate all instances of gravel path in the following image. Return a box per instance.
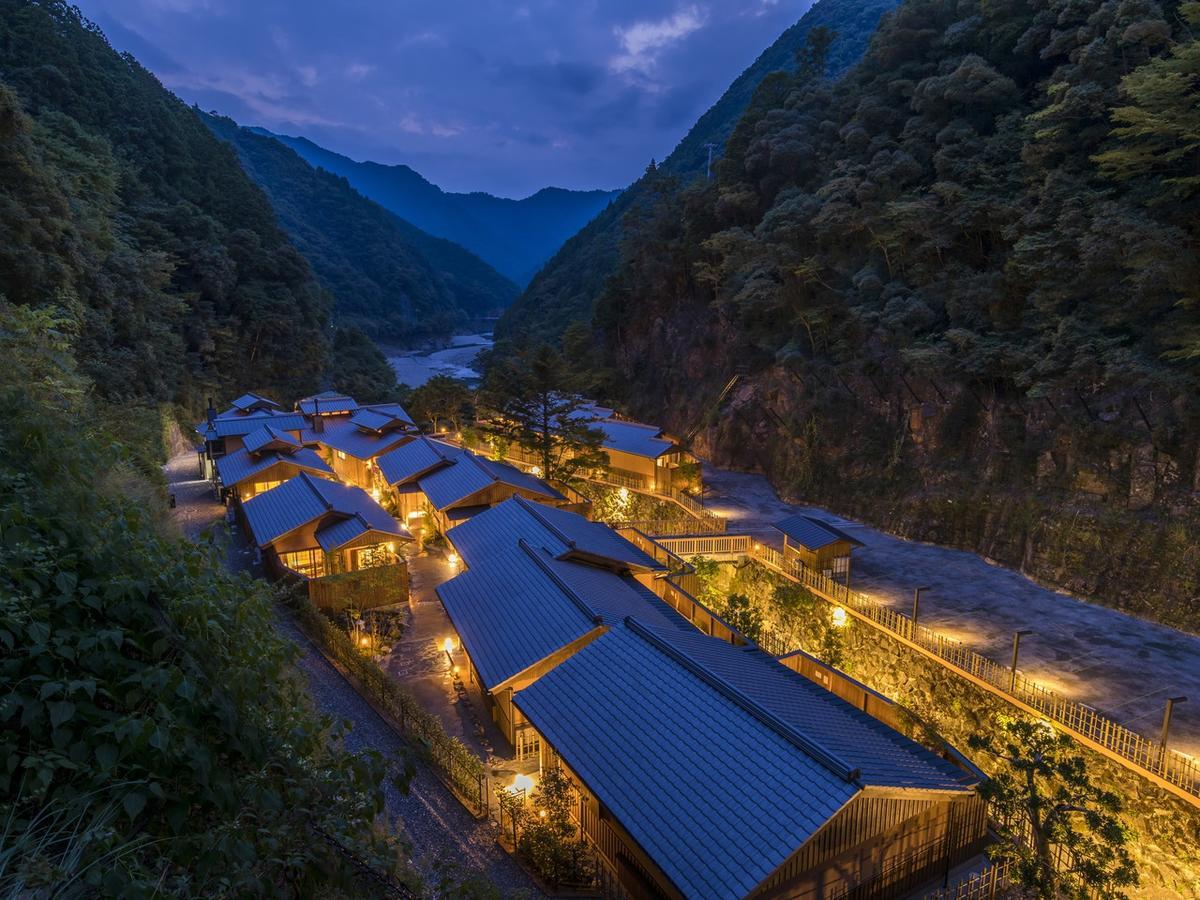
[273,615,539,896]
[163,450,538,896]
[702,464,1200,758]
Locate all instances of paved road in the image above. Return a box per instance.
[163,451,538,896]
[701,464,1200,758]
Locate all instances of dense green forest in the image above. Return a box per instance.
[496,0,899,346]
[204,113,517,341]
[268,131,620,285]
[558,0,1200,628]
[0,307,410,894]
[0,0,397,411]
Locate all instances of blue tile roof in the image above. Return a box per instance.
[240,472,407,547]
[773,514,864,550]
[593,419,676,458]
[242,425,301,455]
[216,447,332,488]
[199,412,308,440]
[349,405,415,431]
[302,418,413,461]
[446,496,663,572]
[640,623,975,793]
[420,453,562,511]
[513,621,860,899]
[298,391,358,415]
[376,436,459,486]
[437,545,598,689]
[230,392,280,412]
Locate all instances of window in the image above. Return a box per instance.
[336,449,347,461]
[247,479,282,499]
[280,549,326,578]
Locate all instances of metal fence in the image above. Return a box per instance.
[921,860,1013,900]
[646,533,1200,801]
[749,544,1200,800]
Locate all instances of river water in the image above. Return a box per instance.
[387,333,493,388]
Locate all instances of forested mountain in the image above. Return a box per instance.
[261,130,619,285]
[0,0,398,409]
[204,113,517,341]
[570,0,1200,628]
[495,0,899,345]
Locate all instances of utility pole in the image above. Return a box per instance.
[1009,630,1034,692]
[704,142,718,181]
[1159,696,1187,766]
[911,586,929,640]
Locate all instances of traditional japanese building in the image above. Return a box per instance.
[300,403,417,490]
[215,425,334,500]
[435,499,986,899]
[377,436,567,534]
[774,514,864,585]
[239,471,409,579]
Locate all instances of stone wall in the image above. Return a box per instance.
[711,561,1200,898]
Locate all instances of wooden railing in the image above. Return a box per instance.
[612,516,727,536]
[653,533,753,558]
[746,544,1200,802]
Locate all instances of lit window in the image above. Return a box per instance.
[336,449,347,461]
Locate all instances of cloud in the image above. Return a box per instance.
[610,5,707,74]
[345,62,373,80]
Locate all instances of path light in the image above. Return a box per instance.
[372,488,382,501]
[359,635,371,648]
[443,636,455,654]
[512,774,534,793]
[831,607,848,629]
[618,487,630,503]
[447,552,460,567]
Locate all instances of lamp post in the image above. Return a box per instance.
[1009,629,1034,693]
[911,586,930,640]
[1159,696,1187,766]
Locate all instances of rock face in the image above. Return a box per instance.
[826,605,1200,896]
[625,336,1200,631]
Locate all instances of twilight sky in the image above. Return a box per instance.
[74,0,814,198]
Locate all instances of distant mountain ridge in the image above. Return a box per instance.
[254,129,620,286]
[205,113,517,341]
[495,0,899,345]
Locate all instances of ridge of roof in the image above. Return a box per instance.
[518,539,603,625]
[299,471,334,511]
[623,617,861,785]
[512,494,576,551]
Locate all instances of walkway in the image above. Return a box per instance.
[701,464,1200,758]
[163,450,537,896]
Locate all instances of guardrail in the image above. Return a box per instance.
[748,545,1200,802]
[646,531,1200,803]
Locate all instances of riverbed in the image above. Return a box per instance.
[387,333,492,388]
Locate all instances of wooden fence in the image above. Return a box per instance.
[921,860,1012,900]
[307,563,408,612]
[646,533,1200,804]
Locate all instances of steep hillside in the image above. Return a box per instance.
[204,113,517,340]
[585,0,1200,629]
[0,0,334,405]
[260,130,619,285]
[496,0,899,346]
